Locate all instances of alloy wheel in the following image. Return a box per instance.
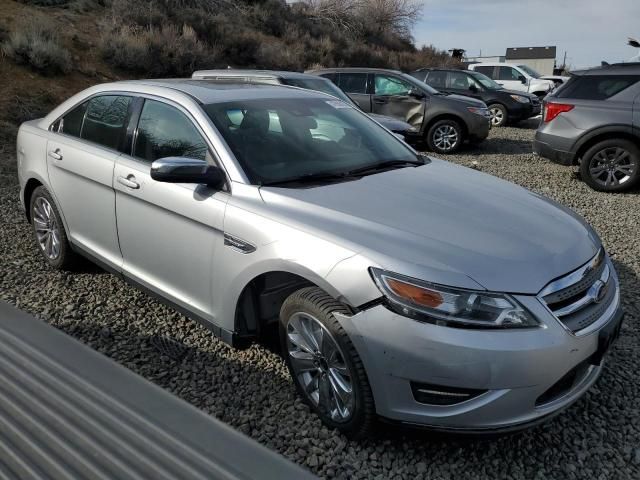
[588,146,637,188]
[489,107,504,126]
[433,124,459,151]
[286,312,354,422]
[32,197,61,260]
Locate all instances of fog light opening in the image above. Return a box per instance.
[410,382,487,406]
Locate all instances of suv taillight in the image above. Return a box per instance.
[543,102,574,122]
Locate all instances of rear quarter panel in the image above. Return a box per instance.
[17,121,51,212]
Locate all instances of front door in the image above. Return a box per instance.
[496,66,527,92]
[114,98,228,321]
[46,95,133,269]
[446,71,484,101]
[372,73,425,131]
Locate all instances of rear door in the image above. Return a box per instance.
[423,70,448,92]
[371,73,425,130]
[46,94,133,269]
[114,97,228,321]
[336,73,371,112]
[472,65,496,80]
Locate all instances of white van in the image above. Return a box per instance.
[468,62,555,98]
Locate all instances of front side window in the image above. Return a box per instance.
[81,96,132,150]
[134,100,208,162]
[338,73,368,94]
[448,71,473,90]
[374,75,412,96]
[425,71,447,89]
[204,98,418,185]
[497,66,521,81]
[555,75,639,100]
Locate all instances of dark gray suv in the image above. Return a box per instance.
[307,68,491,154]
[534,64,640,192]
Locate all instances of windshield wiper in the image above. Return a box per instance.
[259,171,360,187]
[344,159,425,176]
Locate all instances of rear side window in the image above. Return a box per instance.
[555,75,640,100]
[425,71,447,89]
[338,73,368,94]
[60,102,88,137]
[474,66,495,78]
[81,96,132,150]
[134,99,208,162]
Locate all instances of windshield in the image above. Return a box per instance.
[468,71,502,90]
[517,65,541,78]
[283,78,356,106]
[399,73,439,94]
[204,98,418,185]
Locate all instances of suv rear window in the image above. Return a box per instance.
[556,75,639,100]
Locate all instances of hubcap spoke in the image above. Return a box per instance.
[286,312,354,423]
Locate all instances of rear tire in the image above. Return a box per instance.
[30,186,79,270]
[487,103,507,127]
[579,139,640,192]
[280,287,375,439]
[426,119,463,154]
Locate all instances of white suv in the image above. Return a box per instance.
[469,62,555,98]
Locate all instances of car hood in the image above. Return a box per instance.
[259,159,600,294]
[497,88,538,100]
[437,93,487,108]
[368,113,415,133]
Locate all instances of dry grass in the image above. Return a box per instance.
[1,18,71,75]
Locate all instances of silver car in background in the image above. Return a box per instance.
[17,80,623,438]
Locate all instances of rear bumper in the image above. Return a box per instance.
[533,136,574,166]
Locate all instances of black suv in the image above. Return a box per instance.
[534,63,640,192]
[307,68,490,154]
[411,68,541,127]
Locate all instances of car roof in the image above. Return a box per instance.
[571,63,640,76]
[192,69,323,81]
[117,78,326,103]
[306,67,403,75]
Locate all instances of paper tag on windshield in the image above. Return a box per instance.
[326,100,351,109]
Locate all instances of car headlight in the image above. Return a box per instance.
[370,268,539,329]
[510,94,530,104]
[467,107,491,118]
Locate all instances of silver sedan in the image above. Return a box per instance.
[17,79,623,438]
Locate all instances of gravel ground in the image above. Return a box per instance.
[1,122,639,479]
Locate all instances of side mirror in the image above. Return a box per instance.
[151,157,225,189]
[519,76,527,84]
[469,84,479,93]
[408,89,425,99]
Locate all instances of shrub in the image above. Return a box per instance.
[101,24,219,76]
[1,19,72,74]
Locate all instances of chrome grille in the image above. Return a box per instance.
[539,249,616,333]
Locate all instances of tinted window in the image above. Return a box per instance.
[448,71,473,89]
[319,72,337,83]
[497,66,521,81]
[425,71,447,89]
[556,75,640,100]
[374,75,412,95]
[81,96,131,150]
[61,102,88,137]
[474,66,495,78]
[204,98,417,185]
[339,73,368,94]
[134,100,208,163]
[283,78,355,105]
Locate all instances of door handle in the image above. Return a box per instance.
[373,98,388,104]
[48,149,63,161]
[117,175,140,190]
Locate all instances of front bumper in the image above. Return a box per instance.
[466,114,490,143]
[510,101,541,121]
[336,275,622,432]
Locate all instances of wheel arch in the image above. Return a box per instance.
[23,177,44,222]
[573,126,640,165]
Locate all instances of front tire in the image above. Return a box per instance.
[487,103,507,127]
[280,287,375,439]
[427,119,463,154]
[30,186,78,269]
[579,139,640,192]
